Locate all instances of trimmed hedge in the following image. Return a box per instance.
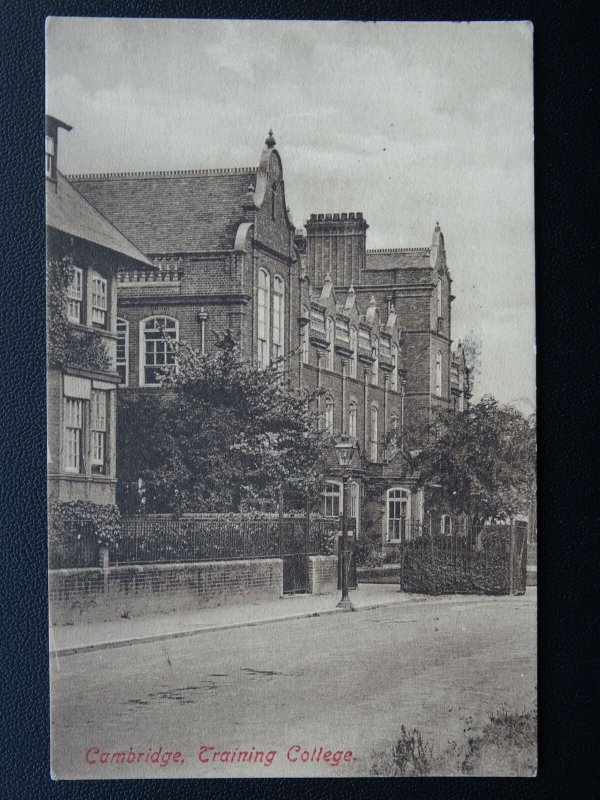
[400,536,510,595]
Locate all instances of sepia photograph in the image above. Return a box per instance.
[46,18,536,778]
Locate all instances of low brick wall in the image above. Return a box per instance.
[357,565,402,584]
[308,555,338,595]
[49,559,284,625]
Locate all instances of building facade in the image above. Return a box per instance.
[46,116,153,505]
[70,131,469,546]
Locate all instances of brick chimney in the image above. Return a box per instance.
[305,212,368,288]
[45,115,72,185]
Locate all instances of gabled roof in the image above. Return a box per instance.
[69,167,258,254]
[46,172,153,266]
[365,248,431,271]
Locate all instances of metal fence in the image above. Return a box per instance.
[112,515,333,566]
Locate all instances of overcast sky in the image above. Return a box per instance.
[46,18,535,412]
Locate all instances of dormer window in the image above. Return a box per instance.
[45,134,56,179]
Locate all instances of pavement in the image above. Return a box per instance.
[50,588,536,778]
[49,583,494,657]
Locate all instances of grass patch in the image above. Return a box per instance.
[370,707,537,776]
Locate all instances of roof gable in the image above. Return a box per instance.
[46,173,153,266]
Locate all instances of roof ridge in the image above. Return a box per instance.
[67,167,257,180]
[367,247,430,253]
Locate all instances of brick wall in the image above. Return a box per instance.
[49,558,284,625]
[308,555,338,594]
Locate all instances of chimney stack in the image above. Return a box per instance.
[305,212,368,288]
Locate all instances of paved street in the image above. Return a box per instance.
[51,591,536,778]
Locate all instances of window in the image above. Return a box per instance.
[370,405,378,462]
[272,275,285,367]
[437,277,443,319]
[324,396,334,435]
[435,351,442,396]
[348,401,357,438]
[141,316,178,385]
[91,272,107,327]
[390,414,398,432]
[349,481,359,520]
[391,343,398,391]
[116,318,128,385]
[301,323,310,364]
[66,267,83,324]
[257,268,270,369]
[325,317,334,371]
[387,488,411,542]
[371,336,379,386]
[91,390,107,474]
[45,134,55,178]
[441,514,452,536]
[64,398,83,473]
[349,327,357,378]
[459,371,465,412]
[322,482,342,517]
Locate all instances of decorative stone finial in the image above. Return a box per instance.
[265,129,276,148]
[435,220,440,231]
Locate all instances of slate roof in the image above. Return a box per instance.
[46,172,153,266]
[365,248,431,271]
[69,168,258,254]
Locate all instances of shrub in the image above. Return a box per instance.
[370,727,434,776]
[48,501,121,568]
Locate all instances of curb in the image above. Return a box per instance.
[50,591,532,658]
[50,596,410,657]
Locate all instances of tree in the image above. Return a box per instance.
[117,332,327,513]
[413,395,536,542]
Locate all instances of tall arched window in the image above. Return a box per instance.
[387,487,411,541]
[140,316,178,386]
[301,322,310,364]
[257,268,270,369]
[322,481,342,517]
[349,327,358,378]
[370,405,378,462]
[324,396,334,435]
[435,351,442,396]
[272,275,285,368]
[326,317,334,371]
[437,276,443,319]
[371,335,379,386]
[441,514,452,536]
[348,400,357,438]
[349,481,359,524]
[116,318,129,385]
[391,343,398,391]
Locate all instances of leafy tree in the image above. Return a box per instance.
[117,332,327,514]
[413,395,536,542]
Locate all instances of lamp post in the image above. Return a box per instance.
[335,434,356,610]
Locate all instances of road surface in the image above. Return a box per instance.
[51,591,536,778]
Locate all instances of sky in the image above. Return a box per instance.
[46,18,535,412]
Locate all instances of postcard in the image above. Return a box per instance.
[47,18,536,778]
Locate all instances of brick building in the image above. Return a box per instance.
[70,131,469,547]
[46,116,153,505]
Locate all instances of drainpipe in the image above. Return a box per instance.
[341,359,347,434]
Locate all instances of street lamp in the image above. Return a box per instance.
[335,434,356,610]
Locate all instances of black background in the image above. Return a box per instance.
[1,2,597,799]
